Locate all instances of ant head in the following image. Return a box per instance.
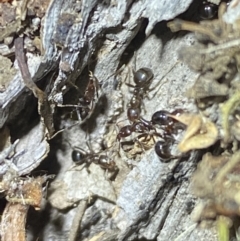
[71,149,86,164]
[133,68,154,87]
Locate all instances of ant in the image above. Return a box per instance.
[126,68,154,122]
[125,63,178,123]
[117,117,161,152]
[58,71,101,123]
[71,146,118,174]
[151,109,185,137]
[151,109,185,162]
[117,117,159,140]
[124,61,179,124]
[154,140,175,162]
[52,72,102,138]
[198,1,231,20]
[127,68,154,96]
[198,1,218,20]
[75,71,101,121]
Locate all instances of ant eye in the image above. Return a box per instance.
[71,150,85,164]
[198,2,217,20]
[134,68,153,87]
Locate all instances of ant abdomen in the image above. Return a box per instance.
[98,155,117,171]
[71,148,118,172]
[127,107,141,122]
[198,1,218,20]
[155,140,173,162]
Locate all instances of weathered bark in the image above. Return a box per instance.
[0,0,224,240]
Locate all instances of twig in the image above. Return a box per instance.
[68,199,88,241]
[14,37,54,137]
[0,203,29,241]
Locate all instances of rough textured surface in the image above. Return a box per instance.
[0,0,224,240]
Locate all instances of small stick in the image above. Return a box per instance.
[14,37,41,97]
[14,37,54,137]
[1,203,29,241]
[68,199,88,241]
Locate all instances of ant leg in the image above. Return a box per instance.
[66,79,79,90]
[73,146,88,154]
[141,99,147,114]
[89,71,101,99]
[152,132,162,143]
[120,140,135,153]
[148,62,179,100]
[124,65,135,92]
[51,107,90,139]
[105,64,126,85]
[75,108,82,121]
[125,82,136,89]
[68,163,87,172]
[134,133,148,152]
[132,51,137,73]
[103,169,110,181]
[86,136,95,154]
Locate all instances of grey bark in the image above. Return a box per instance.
[0,0,219,240]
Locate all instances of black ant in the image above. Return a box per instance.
[58,71,101,122]
[52,72,102,138]
[198,1,232,20]
[128,68,154,96]
[126,68,154,123]
[125,64,178,123]
[117,117,161,152]
[154,140,175,162]
[75,71,101,121]
[124,62,179,124]
[151,109,185,137]
[71,147,118,173]
[151,109,185,162]
[198,1,218,20]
